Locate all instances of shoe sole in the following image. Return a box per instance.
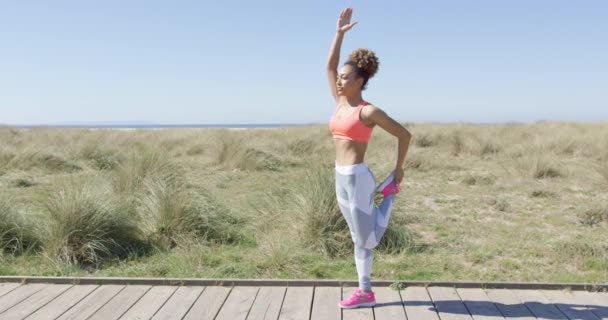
[338,301,377,309]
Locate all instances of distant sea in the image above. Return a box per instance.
[10,123,319,129]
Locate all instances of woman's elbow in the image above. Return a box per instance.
[400,128,412,140]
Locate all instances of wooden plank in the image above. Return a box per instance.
[571,291,608,319]
[511,289,568,319]
[26,285,99,320]
[541,289,601,320]
[0,284,46,314]
[247,286,286,320]
[427,286,472,320]
[119,286,177,320]
[456,288,504,319]
[309,286,340,320]
[152,286,204,320]
[0,284,71,320]
[484,288,536,319]
[341,286,373,320]
[401,286,440,320]
[278,286,313,320]
[87,285,150,320]
[56,285,124,320]
[183,286,231,320]
[0,284,20,299]
[373,286,407,320]
[587,292,608,306]
[214,286,258,320]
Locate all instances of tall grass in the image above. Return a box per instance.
[1,148,81,173]
[532,157,564,179]
[376,225,422,254]
[414,133,436,148]
[516,156,565,179]
[595,161,608,186]
[0,147,14,170]
[81,147,120,170]
[112,149,182,196]
[214,133,282,171]
[2,123,608,282]
[461,174,496,186]
[0,195,39,254]
[286,138,318,156]
[450,132,464,156]
[476,139,501,156]
[293,166,350,257]
[404,152,437,171]
[41,178,142,266]
[578,204,608,227]
[111,148,248,249]
[552,240,608,263]
[138,179,248,249]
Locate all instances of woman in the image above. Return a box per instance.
[327,7,412,309]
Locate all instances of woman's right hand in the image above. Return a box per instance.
[337,7,357,33]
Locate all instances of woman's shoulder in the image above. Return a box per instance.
[361,102,389,124]
[361,102,383,114]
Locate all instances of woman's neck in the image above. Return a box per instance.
[343,93,364,107]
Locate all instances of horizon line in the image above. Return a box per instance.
[2,120,607,129]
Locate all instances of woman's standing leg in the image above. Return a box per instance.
[336,163,398,307]
[336,164,376,292]
[342,166,397,284]
[335,168,356,245]
[350,167,398,289]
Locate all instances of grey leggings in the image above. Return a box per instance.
[335,162,395,291]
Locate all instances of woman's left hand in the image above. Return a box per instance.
[395,168,404,185]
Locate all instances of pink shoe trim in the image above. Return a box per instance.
[381,180,400,197]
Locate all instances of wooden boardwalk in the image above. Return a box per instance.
[0,281,607,319]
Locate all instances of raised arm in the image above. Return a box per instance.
[326,7,357,102]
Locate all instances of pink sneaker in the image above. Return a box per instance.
[338,289,376,309]
[376,172,400,197]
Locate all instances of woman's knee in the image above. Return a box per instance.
[352,233,378,250]
[363,242,378,250]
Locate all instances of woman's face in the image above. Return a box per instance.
[336,65,363,97]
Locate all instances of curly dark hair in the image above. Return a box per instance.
[344,48,379,90]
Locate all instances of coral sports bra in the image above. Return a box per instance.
[329,100,374,143]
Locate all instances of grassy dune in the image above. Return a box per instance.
[0,123,607,283]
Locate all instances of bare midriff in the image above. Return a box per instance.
[334,139,368,165]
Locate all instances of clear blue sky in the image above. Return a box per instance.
[1,0,607,125]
